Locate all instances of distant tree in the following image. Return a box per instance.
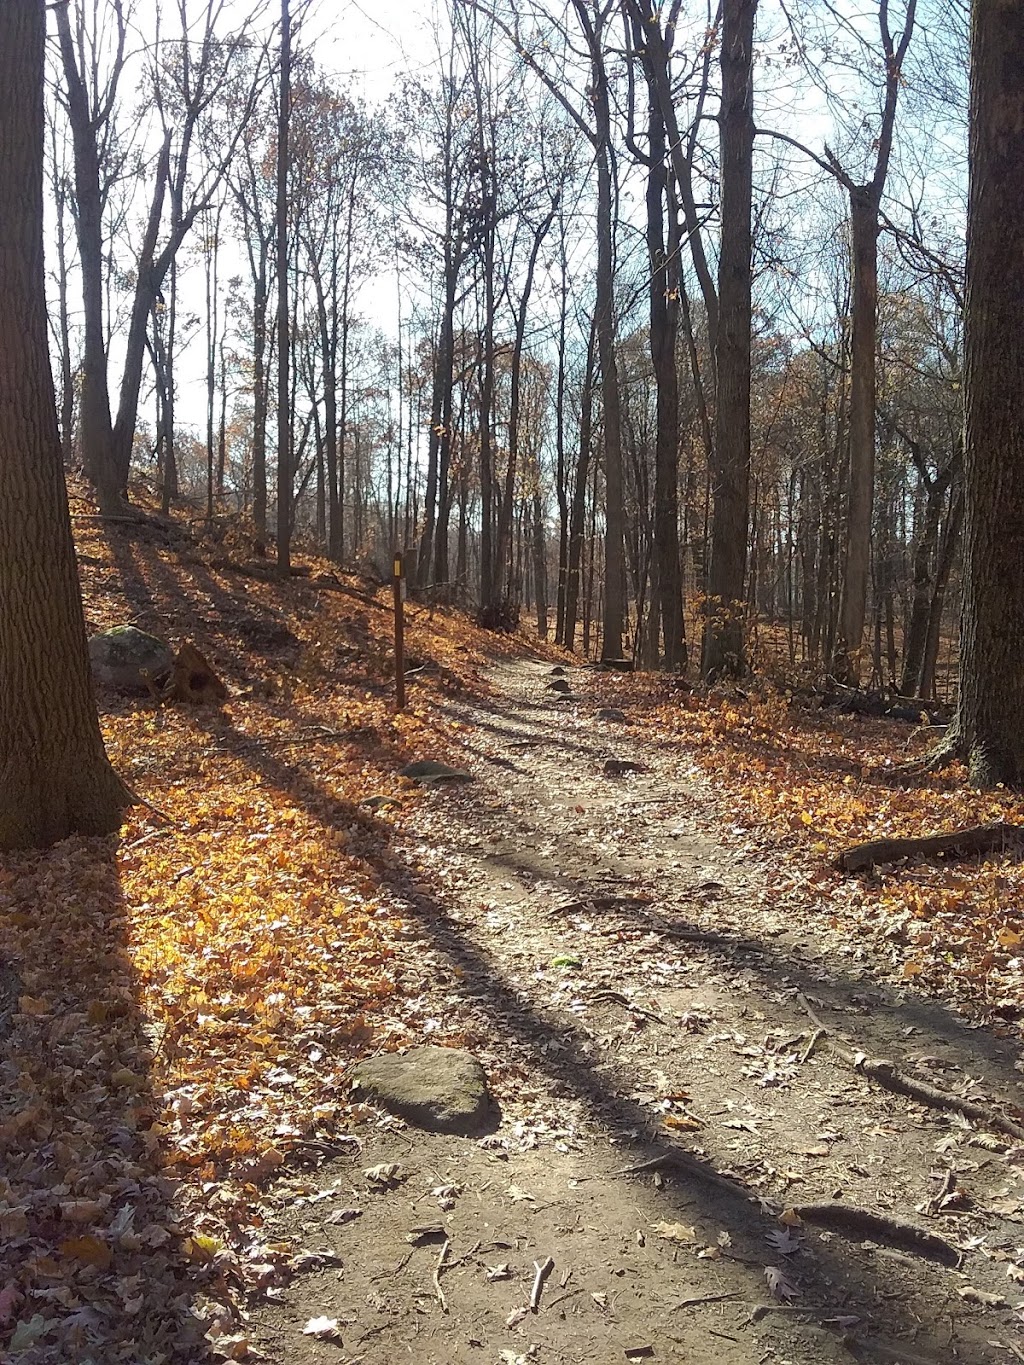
[0,0,130,850]
[937,0,1024,786]
[55,0,270,513]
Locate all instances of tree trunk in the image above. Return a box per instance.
[921,489,962,701]
[0,0,131,849]
[276,0,292,574]
[702,0,758,679]
[834,189,879,683]
[563,321,597,651]
[593,92,625,661]
[54,0,117,508]
[945,0,1024,785]
[645,77,686,672]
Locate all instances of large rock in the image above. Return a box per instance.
[351,1045,492,1135]
[89,626,173,692]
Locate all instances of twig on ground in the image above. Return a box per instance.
[800,1028,825,1063]
[797,993,1024,1141]
[126,788,174,825]
[530,1256,554,1311]
[615,1150,752,1200]
[433,1239,450,1314]
[123,827,174,853]
[589,989,665,1025]
[672,1291,740,1311]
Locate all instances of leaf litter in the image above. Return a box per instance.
[4,489,1024,1362]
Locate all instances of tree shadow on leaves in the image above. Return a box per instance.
[0,839,213,1362]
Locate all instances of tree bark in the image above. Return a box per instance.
[943,0,1024,785]
[0,0,131,849]
[276,0,292,574]
[834,189,879,682]
[702,0,757,679]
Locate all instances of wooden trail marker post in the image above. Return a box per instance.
[393,551,406,712]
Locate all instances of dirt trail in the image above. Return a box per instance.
[251,660,1024,1365]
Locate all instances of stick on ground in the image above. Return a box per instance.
[530,1256,554,1312]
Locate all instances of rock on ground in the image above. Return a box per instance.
[351,1045,493,1134]
[89,625,173,691]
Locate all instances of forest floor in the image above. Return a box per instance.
[2,491,1024,1364]
[246,659,1024,1365]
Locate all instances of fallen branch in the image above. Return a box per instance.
[836,821,1024,874]
[530,1256,554,1311]
[797,994,1024,1142]
[588,989,664,1025]
[672,1291,740,1312]
[615,1149,752,1201]
[799,1028,825,1064]
[791,1203,958,1265]
[433,1239,450,1314]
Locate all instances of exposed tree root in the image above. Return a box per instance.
[835,821,1024,874]
[790,1203,959,1265]
[798,994,1024,1141]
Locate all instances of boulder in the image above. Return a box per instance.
[88,626,173,692]
[351,1045,493,1134]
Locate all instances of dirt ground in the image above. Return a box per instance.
[249,661,1024,1365]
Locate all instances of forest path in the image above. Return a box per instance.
[251,659,1024,1365]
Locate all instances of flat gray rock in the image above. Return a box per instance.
[351,1045,492,1134]
[89,625,173,691]
[597,707,628,722]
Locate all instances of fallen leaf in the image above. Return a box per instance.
[764,1265,800,1301]
[302,1316,342,1338]
[766,1228,801,1255]
[653,1221,698,1243]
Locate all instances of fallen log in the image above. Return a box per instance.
[836,821,1024,874]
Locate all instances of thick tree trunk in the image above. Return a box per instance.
[945,1,1024,784]
[0,0,131,849]
[418,262,457,588]
[702,0,757,679]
